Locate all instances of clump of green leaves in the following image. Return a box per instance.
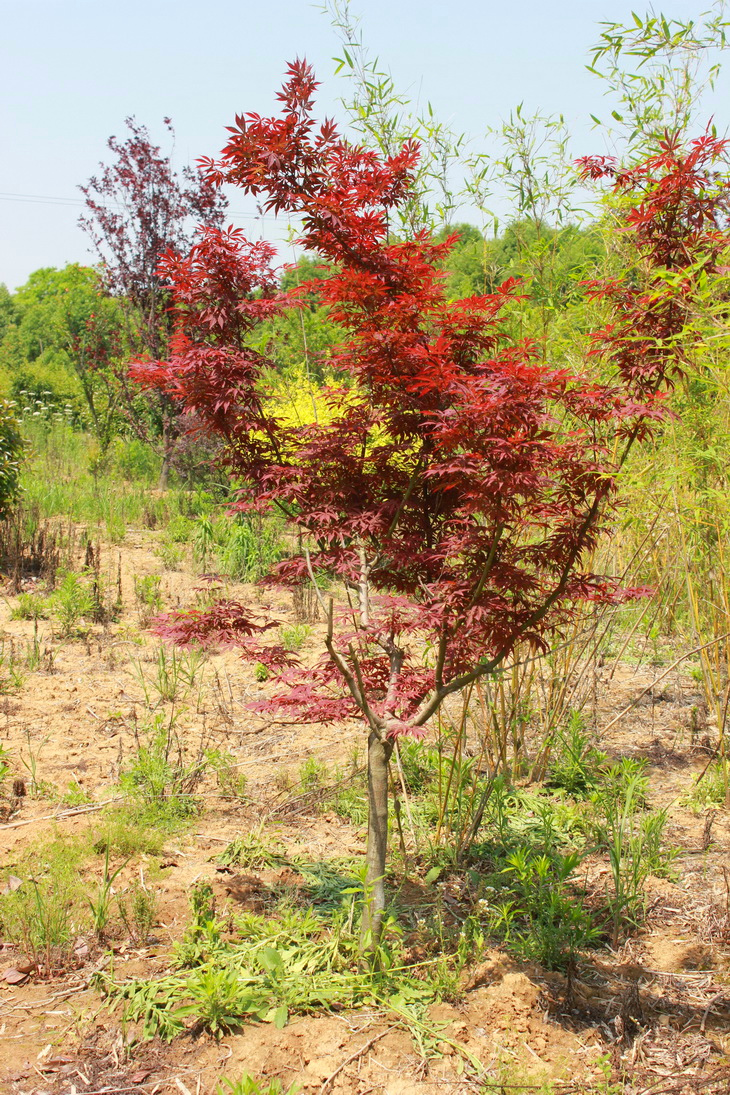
[118,881,158,945]
[120,712,206,822]
[134,574,163,624]
[218,1075,299,1095]
[99,881,433,1041]
[547,712,607,795]
[219,826,286,870]
[52,571,95,637]
[0,839,87,969]
[279,623,311,652]
[206,747,247,801]
[10,591,51,621]
[588,758,677,942]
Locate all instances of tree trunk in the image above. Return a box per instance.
[360,729,393,954]
[157,424,173,490]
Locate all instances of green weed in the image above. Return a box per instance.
[298,756,329,793]
[219,827,286,869]
[216,515,283,581]
[589,758,677,942]
[59,778,92,807]
[0,839,87,969]
[279,623,311,652]
[487,846,599,969]
[547,711,607,795]
[88,846,128,939]
[120,712,206,821]
[156,542,184,570]
[10,591,51,621]
[19,729,52,796]
[99,891,414,1041]
[685,758,729,810]
[118,882,158,945]
[218,1075,299,1095]
[93,806,168,857]
[52,571,95,637]
[193,516,216,571]
[0,743,11,790]
[0,639,25,693]
[206,747,248,802]
[134,574,163,624]
[132,645,206,706]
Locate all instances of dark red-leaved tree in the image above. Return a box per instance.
[132,64,730,947]
[80,117,228,484]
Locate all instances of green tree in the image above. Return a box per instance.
[0,265,129,448]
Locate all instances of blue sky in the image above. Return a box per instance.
[1,0,727,289]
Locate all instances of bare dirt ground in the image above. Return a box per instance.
[1,528,729,1095]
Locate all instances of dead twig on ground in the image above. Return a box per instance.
[319,1026,396,1095]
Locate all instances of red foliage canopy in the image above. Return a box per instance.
[133,63,730,738]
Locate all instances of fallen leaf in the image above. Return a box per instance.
[3,968,29,985]
[42,1056,75,1072]
[130,1068,155,1083]
[1,875,22,895]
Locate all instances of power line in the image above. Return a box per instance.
[0,190,292,225]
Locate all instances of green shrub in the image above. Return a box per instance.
[51,571,95,636]
[120,713,206,821]
[114,439,160,484]
[0,399,23,515]
[589,758,677,942]
[0,839,87,968]
[10,591,51,621]
[206,748,248,801]
[547,712,607,795]
[118,881,158,945]
[279,623,311,652]
[685,759,729,810]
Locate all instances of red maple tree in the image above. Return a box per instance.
[132,64,730,946]
[80,116,228,485]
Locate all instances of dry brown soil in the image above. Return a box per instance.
[1,528,729,1095]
